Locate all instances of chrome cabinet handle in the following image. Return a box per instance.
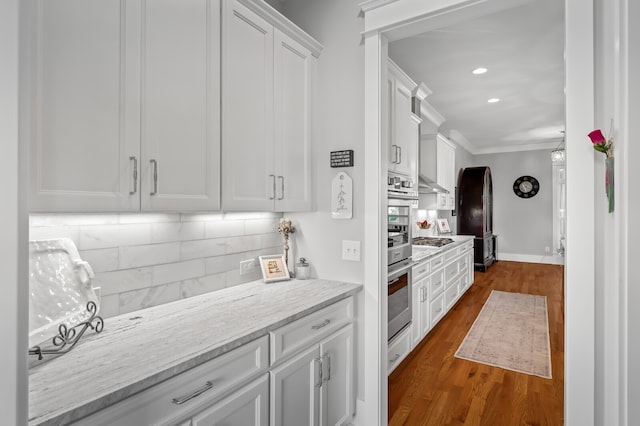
[278,175,284,200]
[390,353,400,363]
[129,156,138,195]
[395,145,400,163]
[269,174,276,200]
[314,357,323,387]
[171,381,213,405]
[311,319,330,330]
[322,353,331,382]
[398,146,402,164]
[150,159,158,195]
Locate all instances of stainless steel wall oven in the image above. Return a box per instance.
[387,184,416,341]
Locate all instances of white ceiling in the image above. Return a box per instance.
[388,0,565,154]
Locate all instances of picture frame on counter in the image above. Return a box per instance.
[436,218,451,234]
[259,254,291,283]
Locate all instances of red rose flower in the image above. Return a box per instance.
[588,129,606,145]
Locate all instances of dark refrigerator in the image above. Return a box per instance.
[457,166,496,271]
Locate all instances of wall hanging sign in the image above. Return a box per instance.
[330,150,354,168]
[331,171,353,219]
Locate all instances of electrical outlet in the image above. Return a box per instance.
[545,246,551,254]
[240,258,258,276]
[342,240,361,262]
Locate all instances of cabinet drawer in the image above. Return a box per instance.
[73,336,269,426]
[458,256,470,274]
[430,254,444,270]
[412,260,431,282]
[270,296,353,365]
[445,245,465,262]
[430,293,445,326]
[459,273,471,294]
[388,326,411,375]
[428,269,445,299]
[445,282,459,309]
[444,261,459,288]
[462,240,474,251]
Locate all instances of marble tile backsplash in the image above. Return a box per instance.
[29,212,284,318]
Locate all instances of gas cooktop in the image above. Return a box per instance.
[412,237,455,247]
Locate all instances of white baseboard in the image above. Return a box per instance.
[498,252,565,265]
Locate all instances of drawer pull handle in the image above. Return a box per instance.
[172,381,213,405]
[435,281,442,287]
[312,319,331,330]
[436,307,442,313]
[129,156,138,195]
[390,353,400,362]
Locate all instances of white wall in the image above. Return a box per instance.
[278,0,365,285]
[1,0,28,422]
[473,150,556,262]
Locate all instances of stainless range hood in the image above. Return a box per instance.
[418,174,449,194]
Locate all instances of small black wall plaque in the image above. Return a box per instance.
[330,150,354,167]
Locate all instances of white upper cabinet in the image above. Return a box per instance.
[29,0,221,212]
[388,59,420,183]
[222,0,319,212]
[140,0,221,211]
[29,0,141,212]
[436,134,456,210]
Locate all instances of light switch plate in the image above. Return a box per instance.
[342,240,361,262]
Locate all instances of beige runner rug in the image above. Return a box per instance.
[455,290,552,379]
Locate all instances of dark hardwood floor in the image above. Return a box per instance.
[388,260,564,426]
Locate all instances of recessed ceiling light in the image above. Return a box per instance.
[472,67,488,75]
[487,98,500,103]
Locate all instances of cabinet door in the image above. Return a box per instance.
[391,77,414,177]
[319,325,354,426]
[270,345,319,426]
[222,0,275,211]
[29,0,140,212]
[411,280,423,347]
[191,374,269,426]
[273,30,313,212]
[140,0,221,211]
[420,283,431,338]
[436,136,456,194]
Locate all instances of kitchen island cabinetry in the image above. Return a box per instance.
[221,0,321,212]
[29,0,221,212]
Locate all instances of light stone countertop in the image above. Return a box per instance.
[28,278,362,426]
[411,234,474,262]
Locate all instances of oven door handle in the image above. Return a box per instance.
[388,261,416,281]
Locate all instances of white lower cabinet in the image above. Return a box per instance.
[401,240,475,367]
[270,322,355,426]
[72,336,269,426]
[191,374,269,426]
[70,297,356,426]
[387,325,411,375]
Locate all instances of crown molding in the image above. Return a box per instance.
[472,140,559,155]
[359,0,400,14]
[419,100,446,129]
[238,0,323,58]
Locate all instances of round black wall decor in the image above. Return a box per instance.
[512,175,540,198]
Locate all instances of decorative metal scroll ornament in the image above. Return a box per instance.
[29,301,104,360]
